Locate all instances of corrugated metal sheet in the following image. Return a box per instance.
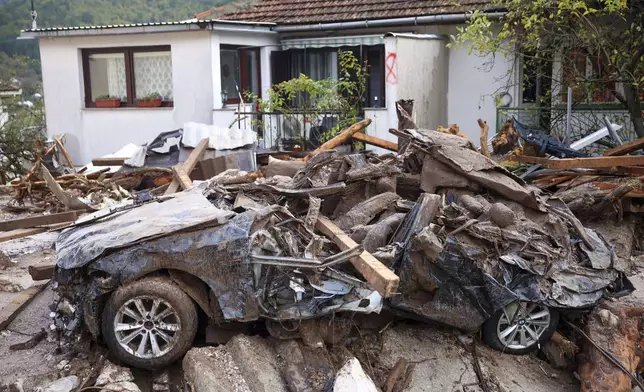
[282,34,384,49]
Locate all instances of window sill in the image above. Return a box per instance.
[364,107,387,111]
[83,107,174,111]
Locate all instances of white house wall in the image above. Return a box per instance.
[39,31,213,164]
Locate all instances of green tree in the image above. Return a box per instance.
[454,0,644,137]
[252,50,368,147]
[0,100,46,182]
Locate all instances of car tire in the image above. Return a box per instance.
[102,276,198,369]
[482,301,559,355]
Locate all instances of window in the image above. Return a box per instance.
[270,45,386,109]
[82,46,173,108]
[560,49,616,104]
[220,46,260,104]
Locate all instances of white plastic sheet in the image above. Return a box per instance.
[183,122,257,150]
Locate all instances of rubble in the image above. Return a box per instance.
[4,100,644,391]
[37,376,79,392]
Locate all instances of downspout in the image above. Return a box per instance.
[273,12,506,33]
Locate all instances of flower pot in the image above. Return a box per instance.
[136,98,162,108]
[95,98,121,108]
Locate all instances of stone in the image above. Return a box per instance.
[38,376,79,392]
[333,358,378,392]
[183,346,251,392]
[103,382,141,392]
[489,202,516,228]
[227,335,288,392]
[459,194,485,217]
[7,379,24,392]
[96,360,134,386]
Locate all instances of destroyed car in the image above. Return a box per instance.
[52,129,631,370]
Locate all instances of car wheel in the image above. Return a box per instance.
[482,301,559,355]
[101,277,198,369]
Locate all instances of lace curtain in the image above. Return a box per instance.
[134,51,173,100]
[106,56,127,99]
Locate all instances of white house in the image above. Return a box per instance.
[20,0,523,163]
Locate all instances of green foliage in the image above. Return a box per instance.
[0,0,237,58]
[0,100,46,182]
[139,92,162,101]
[452,0,644,136]
[251,50,368,145]
[95,95,119,100]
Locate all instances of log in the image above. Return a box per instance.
[334,192,400,231]
[165,138,209,195]
[316,216,399,297]
[478,119,490,157]
[0,211,80,231]
[579,305,640,392]
[351,132,398,152]
[510,155,644,169]
[303,119,371,162]
[604,136,644,156]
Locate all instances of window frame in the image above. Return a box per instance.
[82,45,173,108]
[220,45,262,105]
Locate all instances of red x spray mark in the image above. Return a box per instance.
[385,52,398,85]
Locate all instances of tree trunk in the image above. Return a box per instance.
[623,83,644,138]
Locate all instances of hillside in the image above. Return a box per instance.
[0,0,236,58]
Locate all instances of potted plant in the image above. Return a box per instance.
[136,92,163,108]
[94,95,121,108]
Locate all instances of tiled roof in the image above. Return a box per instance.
[202,0,498,25]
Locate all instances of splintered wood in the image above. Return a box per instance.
[316,216,399,298]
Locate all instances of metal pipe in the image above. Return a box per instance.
[273,12,506,33]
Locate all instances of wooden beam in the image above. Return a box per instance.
[0,228,47,243]
[604,137,644,156]
[91,157,128,166]
[0,211,80,232]
[28,264,56,281]
[0,283,49,331]
[315,216,399,297]
[171,166,192,190]
[304,119,371,162]
[510,155,644,169]
[351,132,398,152]
[54,136,74,168]
[164,138,209,195]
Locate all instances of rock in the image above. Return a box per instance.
[183,346,251,392]
[411,227,443,261]
[0,251,11,269]
[0,273,33,292]
[457,334,474,346]
[333,358,378,392]
[103,382,141,392]
[96,360,134,386]
[55,360,69,371]
[459,194,485,216]
[38,376,79,392]
[227,335,287,392]
[598,309,620,327]
[489,202,516,228]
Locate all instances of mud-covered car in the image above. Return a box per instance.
[52,189,630,369]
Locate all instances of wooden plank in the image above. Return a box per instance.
[315,216,399,297]
[0,228,47,243]
[351,132,398,152]
[41,166,95,212]
[164,138,209,195]
[604,137,644,156]
[510,155,644,169]
[54,136,74,168]
[91,157,128,166]
[0,211,79,232]
[171,166,193,190]
[28,264,56,281]
[0,283,49,331]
